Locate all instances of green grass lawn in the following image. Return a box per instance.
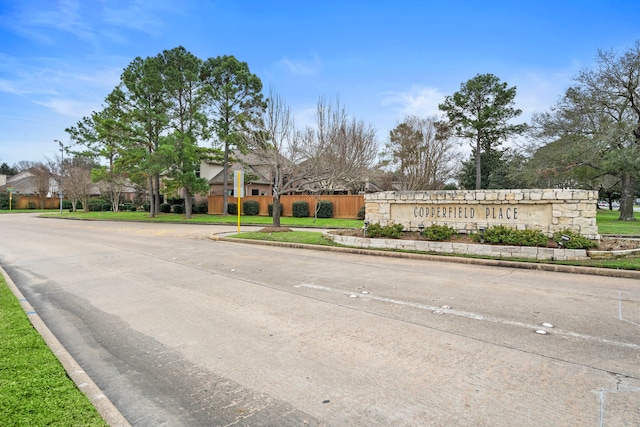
[232,230,341,246]
[41,210,364,228]
[0,275,107,426]
[596,209,640,235]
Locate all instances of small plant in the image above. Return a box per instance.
[268,202,284,217]
[193,201,208,214]
[316,200,333,218]
[292,201,310,217]
[159,203,172,213]
[172,204,184,214]
[515,229,548,247]
[367,223,404,238]
[423,224,456,241]
[553,229,598,249]
[166,197,184,206]
[227,203,237,215]
[87,199,111,212]
[472,225,548,247]
[243,200,260,215]
[357,206,365,220]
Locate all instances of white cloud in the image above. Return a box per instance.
[33,98,100,117]
[277,55,321,76]
[381,86,445,119]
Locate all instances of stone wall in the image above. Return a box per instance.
[364,189,599,240]
[324,232,589,261]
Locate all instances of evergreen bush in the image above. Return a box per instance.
[357,206,365,220]
[553,229,598,249]
[473,225,548,247]
[172,204,184,214]
[423,224,456,241]
[316,200,333,218]
[227,203,237,215]
[243,200,260,215]
[159,203,172,213]
[367,223,404,238]
[193,201,208,214]
[292,201,309,217]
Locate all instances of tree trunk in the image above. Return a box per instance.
[154,174,161,216]
[272,194,281,228]
[222,142,229,216]
[184,190,193,219]
[618,172,636,221]
[475,134,482,190]
[148,176,156,217]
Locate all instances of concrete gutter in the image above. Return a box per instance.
[1,267,131,427]
[212,234,640,280]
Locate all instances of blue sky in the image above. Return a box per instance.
[1,0,638,166]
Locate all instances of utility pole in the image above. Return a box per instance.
[57,140,63,213]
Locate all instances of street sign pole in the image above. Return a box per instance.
[234,171,245,233]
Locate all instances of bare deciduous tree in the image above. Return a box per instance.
[303,96,378,194]
[63,159,94,212]
[31,162,53,209]
[383,115,459,190]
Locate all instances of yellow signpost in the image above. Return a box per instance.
[234,171,244,233]
[7,187,13,211]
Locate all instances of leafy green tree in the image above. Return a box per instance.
[66,105,131,212]
[439,73,527,189]
[113,54,170,217]
[202,55,265,215]
[534,41,640,220]
[0,163,17,175]
[158,47,218,218]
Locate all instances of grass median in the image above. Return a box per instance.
[0,274,107,427]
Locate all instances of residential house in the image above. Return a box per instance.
[201,151,273,197]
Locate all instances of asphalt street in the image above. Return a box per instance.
[1,214,639,426]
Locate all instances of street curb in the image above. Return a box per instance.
[0,267,131,427]
[211,235,640,280]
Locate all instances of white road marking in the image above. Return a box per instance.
[295,283,640,350]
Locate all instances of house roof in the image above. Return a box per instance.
[206,150,272,185]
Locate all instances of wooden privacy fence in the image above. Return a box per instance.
[11,196,60,209]
[208,195,365,219]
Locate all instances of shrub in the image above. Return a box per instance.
[28,201,36,209]
[87,199,110,212]
[316,200,333,218]
[268,202,284,217]
[423,224,456,241]
[143,203,150,212]
[553,229,598,249]
[515,229,548,247]
[243,200,260,215]
[227,203,237,215]
[193,201,208,214]
[473,225,548,247]
[0,192,15,210]
[357,206,365,220]
[172,204,184,214]
[292,201,309,217]
[159,203,172,213]
[166,197,184,206]
[367,223,404,239]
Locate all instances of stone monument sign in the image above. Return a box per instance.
[365,189,599,240]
